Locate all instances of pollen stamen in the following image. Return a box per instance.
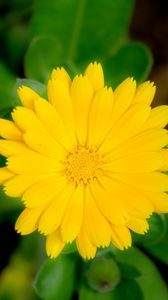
[64,146,103,185]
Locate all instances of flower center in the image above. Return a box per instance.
[64,146,103,185]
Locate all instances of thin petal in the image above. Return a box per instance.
[4,174,52,197]
[84,62,104,91]
[141,106,168,131]
[159,149,168,171]
[46,230,65,258]
[15,207,43,234]
[48,79,74,131]
[142,191,168,213]
[0,167,14,184]
[106,129,168,161]
[17,86,39,109]
[38,184,74,235]
[110,77,136,127]
[84,188,111,247]
[99,176,153,219]
[106,152,163,173]
[111,225,132,250]
[71,75,93,144]
[111,172,168,192]
[132,81,156,105]
[23,176,67,208]
[51,67,71,89]
[0,140,33,157]
[88,87,113,145]
[0,119,22,140]
[100,104,151,153]
[91,180,128,225]
[76,224,96,259]
[127,217,149,234]
[61,186,84,243]
[7,153,61,175]
[34,97,75,149]
[24,131,63,159]
[12,107,46,133]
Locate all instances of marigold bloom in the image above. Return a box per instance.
[0,62,168,259]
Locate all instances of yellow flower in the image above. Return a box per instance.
[0,62,168,259]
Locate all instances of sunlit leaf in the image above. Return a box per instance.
[79,285,114,300]
[113,279,143,300]
[104,42,153,88]
[24,35,63,82]
[31,0,135,61]
[133,214,167,247]
[33,255,77,300]
[115,247,168,300]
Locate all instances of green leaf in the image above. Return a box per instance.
[119,263,141,279]
[24,35,63,82]
[85,257,121,292]
[104,41,153,88]
[146,238,168,265]
[30,0,134,61]
[113,279,143,300]
[133,214,167,247]
[0,188,22,222]
[62,241,77,254]
[15,78,47,98]
[144,215,168,264]
[115,247,168,300]
[33,255,77,300]
[79,285,114,300]
[0,61,19,114]
[5,24,30,71]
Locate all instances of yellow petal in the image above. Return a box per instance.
[51,67,71,89]
[71,75,93,144]
[23,176,67,208]
[133,81,156,105]
[159,149,168,171]
[61,186,84,243]
[76,224,96,259]
[46,230,65,258]
[110,77,136,127]
[127,217,149,234]
[15,207,43,234]
[106,129,168,161]
[84,188,111,247]
[141,106,168,131]
[48,78,75,131]
[4,174,52,197]
[7,153,61,175]
[0,140,33,157]
[99,176,153,219]
[111,225,132,250]
[111,172,168,192]
[88,87,113,145]
[17,86,39,109]
[34,97,75,149]
[38,184,74,235]
[106,152,163,173]
[142,191,168,213]
[0,167,14,184]
[91,180,128,225]
[0,118,22,140]
[100,104,151,153]
[24,131,64,159]
[12,107,46,133]
[84,62,104,91]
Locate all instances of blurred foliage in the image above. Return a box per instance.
[0,0,167,300]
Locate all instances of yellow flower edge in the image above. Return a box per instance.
[0,62,168,259]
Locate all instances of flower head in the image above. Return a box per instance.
[0,62,168,259]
